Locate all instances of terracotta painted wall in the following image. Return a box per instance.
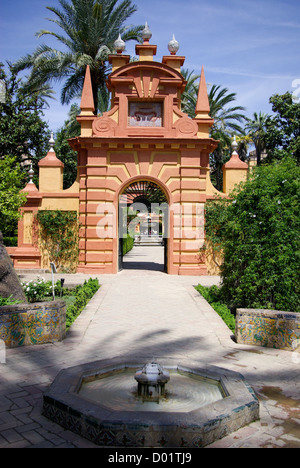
[73,140,213,275]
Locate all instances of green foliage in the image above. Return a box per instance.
[204,157,300,313]
[66,278,100,329]
[180,69,201,118]
[21,276,100,330]
[180,73,247,190]
[245,112,268,165]
[37,210,79,272]
[209,85,247,191]
[54,105,80,189]
[0,296,21,306]
[123,235,134,255]
[21,276,53,303]
[195,285,236,333]
[265,92,300,164]
[0,63,50,178]
[13,0,144,113]
[2,237,18,247]
[0,156,27,237]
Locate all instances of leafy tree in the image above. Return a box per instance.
[245,111,268,165]
[204,157,300,313]
[54,104,80,189]
[0,63,50,177]
[264,92,300,164]
[54,93,111,190]
[13,0,143,114]
[0,157,27,237]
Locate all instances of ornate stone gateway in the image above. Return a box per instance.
[9,27,249,275]
[70,27,222,275]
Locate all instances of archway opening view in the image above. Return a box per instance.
[119,180,169,273]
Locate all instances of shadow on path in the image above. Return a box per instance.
[121,245,165,273]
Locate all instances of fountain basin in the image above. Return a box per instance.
[43,358,259,448]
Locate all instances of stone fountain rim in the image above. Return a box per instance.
[43,357,259,426]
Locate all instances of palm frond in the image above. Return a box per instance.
[11,0,142,113]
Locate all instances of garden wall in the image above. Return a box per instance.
[0,301,66,348]
[235,308,300,351]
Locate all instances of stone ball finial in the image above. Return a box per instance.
[142,22,152,42]
[114,33,126,54]
[168,34,179,55]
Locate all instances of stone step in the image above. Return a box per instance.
[134,236,164,246]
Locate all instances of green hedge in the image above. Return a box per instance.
[21,277,100,330]
[3,237,18,247]
[204,158,300,313]
[123,235,134,255]
[195,285,236,333]
[66,278,100,330]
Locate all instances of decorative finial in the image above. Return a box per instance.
[28,163,34,184]
[232,135,238,153]
[49,132,55,152]
[114,33,126,54]
[142,22,152,42]
[168,34,179,55]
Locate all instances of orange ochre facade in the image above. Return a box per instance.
[9,35,248,275]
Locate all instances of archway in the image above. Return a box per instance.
[118,180,169,273]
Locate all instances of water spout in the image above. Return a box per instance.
[135,362,170,402]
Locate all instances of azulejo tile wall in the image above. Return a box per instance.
[0,301,66,348]
[236,308,300,351]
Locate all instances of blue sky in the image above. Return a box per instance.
[1,0,299,132]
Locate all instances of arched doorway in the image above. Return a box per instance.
[118,180,169,272]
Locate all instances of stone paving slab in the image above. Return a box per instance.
[0,248,299,448]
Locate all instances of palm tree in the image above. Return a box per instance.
[13,0,143,114]
[245,112,268,165]
[181,74,247,190]
[209,129,232,190]
[181,69,200,118]
[209,84,246,135]
[181,76,246,132]
[235,132,253,162]
[208,85,247,190]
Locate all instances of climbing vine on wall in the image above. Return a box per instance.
[36,210,79,272]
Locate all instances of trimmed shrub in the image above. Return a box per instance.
[204,157,300,313]
[66,278,100,329]
[123,235,134,255]
[195,285,236,333]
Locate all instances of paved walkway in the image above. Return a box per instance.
[0,246,299,448]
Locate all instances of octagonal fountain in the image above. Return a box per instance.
[43,358,259,448]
